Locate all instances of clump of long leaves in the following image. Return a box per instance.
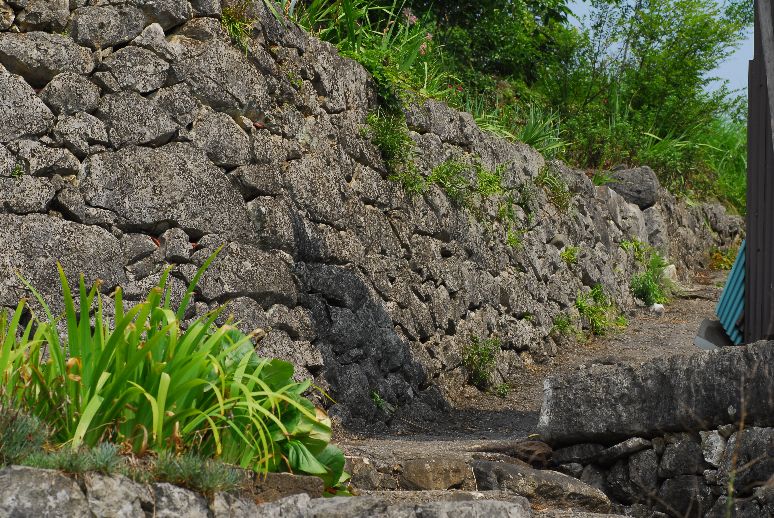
[287,0,452,106]
[0,252,348,491]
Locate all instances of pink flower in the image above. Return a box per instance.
[402,7,418,25]
[425,32,433,41]
[419,42,428,55]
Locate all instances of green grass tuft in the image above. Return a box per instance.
[462,336,500,390]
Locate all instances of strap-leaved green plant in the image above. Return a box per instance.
[0,249,348,492]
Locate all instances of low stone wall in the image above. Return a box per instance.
[550,427,774,518]
[539,341,774,517]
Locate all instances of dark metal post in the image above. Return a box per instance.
[747,1,774,341]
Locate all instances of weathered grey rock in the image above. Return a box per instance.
[53,112,109,158]
[190,0,220,17]
[101,46,170,93]
[252,472,325,501]
[0,2,13,31]
[262,494,533,518]
[153,482,209,518]
[257,330,323,379]
[0,466,91,518]
[96,91,179,148]
[659,436,709,478]
[399,457,475,491]
[170,39,269,118]
[16,0,69,32]
[84,473,154,518]
[151,82,199,126]
[82,144,254,240]
[718,428,774,495]
[0,32,93,88]
[211,492,261,517]
[0,175,54,213]
[628,448,659,497]
[0,72,54,142]
[39,73,101,116]
[134,0,193,30]
[71,5,147,50]
[655,475,714,518]
[706,495,770,518]
[120,233,158,265]
[700,430,727,468]
[473,460,611,512]
[556,463,585,479]
[158,227,190,263]
[607,166,660,209]
[131,23,178,61]
[0,144,15,176]
[538,342,774,445]
[184,241,296,307]
[175,16,227,41]
[9,139,80,176]
[552,444,605,465]
[597,438,651,466]
[192,110,251,168]
[0,214,126,308]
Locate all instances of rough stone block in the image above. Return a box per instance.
[538,342,774,445]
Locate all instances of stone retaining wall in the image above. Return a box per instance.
[0,0,742,430]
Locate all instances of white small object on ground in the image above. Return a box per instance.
[650,303,665,315]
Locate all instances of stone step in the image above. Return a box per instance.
[537,341,774,445]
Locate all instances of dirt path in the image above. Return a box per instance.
[339,270,727,450]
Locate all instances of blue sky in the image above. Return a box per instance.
[568,0,754,93]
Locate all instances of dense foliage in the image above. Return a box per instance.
[283,0,751,212]
[0,253,348,493]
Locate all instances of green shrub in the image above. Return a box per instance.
[710,245,738,270]
[620,239,649,263]
[0,408,48,466]
[221,2,254,51]
[536,167,572,212]
[493,383,509,399]
[575,285,625,336]
[0,252,348,490]
[428,160,470,204]
[630,250,671,305]
[290,0,452,107]
[592,170,615,186]
[560,246,579,265]
[366,110,424,195]
[551,314,577,337]
[462,336,500,390]
[23,444,123,475]
[475,163,505,197]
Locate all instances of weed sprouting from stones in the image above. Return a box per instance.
[462,336,500,390]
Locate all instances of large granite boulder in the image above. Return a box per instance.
[0,32,94,87]
[0,214,126,309]
[607,166,660,210]
[0,72,54,143]
[81,144,254,241]
[538,342,774,445]
[0,466,91,518]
